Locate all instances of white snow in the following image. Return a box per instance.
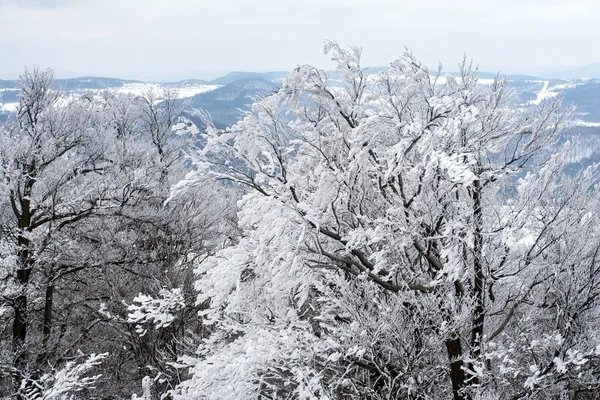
[574,119,600,127]
[529,81,559,105]
[115,83,220,98]
[172,120,200,135]
[553,82,581,90]
[0,83,221,115]
[0,102,18,112]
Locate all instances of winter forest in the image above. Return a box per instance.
[0,42,599,400]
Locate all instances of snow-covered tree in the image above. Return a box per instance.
[0,69,237,398]
[18,353,107,400]
[176,42,600,399]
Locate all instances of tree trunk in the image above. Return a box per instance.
[13,244,32,400]
[14,195,32,350]
[470,178,484,384]
[42,283,54,351]
[445,336,470,400]
[12,270,30,347]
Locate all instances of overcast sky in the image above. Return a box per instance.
[1,0,599,80]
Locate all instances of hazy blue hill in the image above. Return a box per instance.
[210,71,288,85]
[0,89,19,103]
[0,80,16,89]
[560,81,600,117]
[201,77,278,100]
[185,77,280,128]
[53,77,142,90]
[550,63,600,80]
[1,77,142,91]
[463,72,555,82]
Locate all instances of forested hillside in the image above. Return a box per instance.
[0,43,598,400]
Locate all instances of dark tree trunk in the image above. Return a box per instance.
[42,283,54,351]
[12,270,30,347]
[13,242,32,400]
[445,336,470,400]
[14,195,32,349]
[470,178,484,384]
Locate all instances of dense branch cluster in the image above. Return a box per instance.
[0,68,236,399]
[180,42,600,400]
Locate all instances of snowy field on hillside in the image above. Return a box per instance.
[115,83,221,98]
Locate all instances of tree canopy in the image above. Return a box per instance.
[176,42,600,400]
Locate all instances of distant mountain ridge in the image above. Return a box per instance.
[1,77,215,90]
[2,67,599,167]
[1,77,143,90]
[3,68,600,138]
[200,77,279,101]
[209,71,288,85]
[1,67,587,90]
[546,63,600,80]
[0,80,17,89]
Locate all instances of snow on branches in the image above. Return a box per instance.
[175,42,599,399]
[127,288,186,335]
